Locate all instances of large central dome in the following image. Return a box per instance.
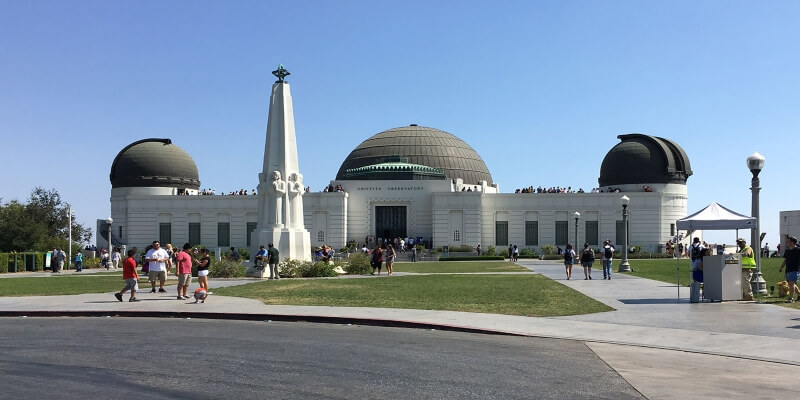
[336,125,493,184]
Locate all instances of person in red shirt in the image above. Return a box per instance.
[175,243,194,300]
[115,248,140,302]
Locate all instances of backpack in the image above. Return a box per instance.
[604,246,613,259]
[582,248,595,262]
[691,244,702,261]
[564,250,573,262]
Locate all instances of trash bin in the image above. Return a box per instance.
[703,254,741,301]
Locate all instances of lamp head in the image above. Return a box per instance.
[106,217,113,224]
[620,195,630,207]
[573,211,580,219]
[747,152,765,173]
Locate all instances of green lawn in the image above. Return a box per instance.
[393,261,528,273]
[213,274,613,317]
[0,275,176,296]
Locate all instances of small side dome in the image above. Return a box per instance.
[599,134,692,187]
[110,138,200,189]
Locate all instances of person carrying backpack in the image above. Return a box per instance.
[563,243,576,280]
[601,240,615,280]
[580,242,595,280]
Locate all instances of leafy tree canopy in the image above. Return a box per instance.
[0,187,92,252]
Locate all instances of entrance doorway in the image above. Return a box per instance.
[375,206,407,242]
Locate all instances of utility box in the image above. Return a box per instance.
[703,254,742,301]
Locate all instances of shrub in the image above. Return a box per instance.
[415,244,425,253]
[499,249,509,257]
[84,257,101,269]
[209,259,246,278]
[278,259,306,278]
[0,253,7,273]
[302,261,338,278]
[345,253,371,275]
[340,247,349,254]
[540,245,556,255]
[35,253,44,271]
[238,247,250,261]
[485,246,496,256]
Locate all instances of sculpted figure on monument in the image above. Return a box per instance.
[288,172,305,228]
[271,170,287,226]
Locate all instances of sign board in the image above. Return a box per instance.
[442,246,449,258]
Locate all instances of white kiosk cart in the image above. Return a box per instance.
[702,253,741,301]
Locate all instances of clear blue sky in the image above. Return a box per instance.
[2,0,798,247]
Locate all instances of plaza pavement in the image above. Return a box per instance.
[1,260,798,399]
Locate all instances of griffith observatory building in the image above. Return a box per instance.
[103,79,693,257]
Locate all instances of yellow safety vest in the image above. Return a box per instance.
[740,246,756,269]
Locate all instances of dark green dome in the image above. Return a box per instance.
[336,125,493,184]
[599,134,692,187]
[110,138,200,189]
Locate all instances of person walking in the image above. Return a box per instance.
[193,248,211,291]
[563,244,576,280]
[114,249,140,302]
[267,243,280,280]
[175,243,193,300]
[370,245,384,275]
[601,240,615,280]
[145,241,170,293]
[385,244,396,276]
[74,252,83,272]
[580,243,595,280]
[111,248,121,269]
[779,236,800,303]
[736,238,756,301]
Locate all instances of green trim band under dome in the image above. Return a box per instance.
[598,134,692,187]
[110,138,201,189]
[336,125,494,184]
[342,161,447,181]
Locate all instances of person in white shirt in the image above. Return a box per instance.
[145,241,170,293]
[111,248,121,269]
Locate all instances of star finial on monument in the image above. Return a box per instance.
[272,64,290,83]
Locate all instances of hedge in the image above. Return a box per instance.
[439,256,505,261]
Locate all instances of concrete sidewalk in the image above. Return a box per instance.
[1,263,799,399]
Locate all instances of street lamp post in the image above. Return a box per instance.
[573,211,580,248]
[619,195,631,272]
[747,152,768,302]
[106,217,113,253]
[67,204,72,270]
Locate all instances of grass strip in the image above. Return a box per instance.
[0,275,176,296]
[213,274,613,317]
[393,261,528,273]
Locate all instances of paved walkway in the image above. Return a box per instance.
[1,262,799,399]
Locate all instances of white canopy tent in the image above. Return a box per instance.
[674,202,755,301]
[676,202,755,231]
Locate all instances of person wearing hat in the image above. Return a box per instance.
[736,238,756,301]
[778,236,800,303]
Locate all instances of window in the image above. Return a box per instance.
[217,223,230,247]
[525,221,538,246]
[496,221,508,246]
[555,221,568,245]
[317,231,325,242]
[615,220,628,247]
[453,229,461,242]
[585,221,599,246]
[246,222,257,246]
[670,223,675,237]
[118,226,123,239]
[159,223,171,245]
[189,223,201,246]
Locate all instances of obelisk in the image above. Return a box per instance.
[252,65,311,268]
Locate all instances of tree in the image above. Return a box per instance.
[0,188,92,252]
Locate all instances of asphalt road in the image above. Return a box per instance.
[0,317,644,399]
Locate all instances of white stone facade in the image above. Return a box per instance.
[110,180,687,254]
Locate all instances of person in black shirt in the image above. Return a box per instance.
[779,236,800,303]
